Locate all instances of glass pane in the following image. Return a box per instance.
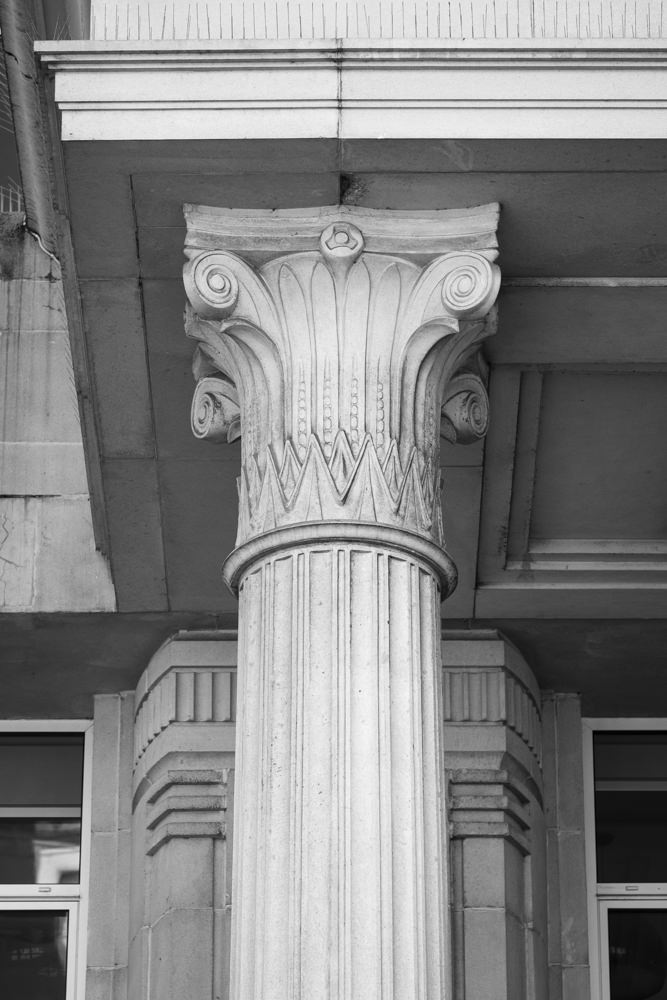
[0,910,68,999]
[0,820,81,884]
[595,733,667,882]
[0,736,83,807]
[608,909,667,1000]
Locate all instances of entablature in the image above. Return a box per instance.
[37,38,667,141]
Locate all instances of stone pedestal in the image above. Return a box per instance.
[129,633,237,1000]
[542,694,590,1000]
[442,632,547,1000]
[90,630,557,1000]
[183,204,501,998]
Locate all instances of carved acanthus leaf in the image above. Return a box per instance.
[235,430,445,545]
[183,205,501,546]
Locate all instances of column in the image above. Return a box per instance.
[183,204,501,999]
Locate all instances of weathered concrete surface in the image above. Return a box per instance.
[541,693,590,1000]
[443,633,548,1000]
[87,692,134,1000]
[0,215,115,610]
[129,635,235,1000]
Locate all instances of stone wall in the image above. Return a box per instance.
[87,693,134,1000]
[542,693,591,1000]
[0,215,115,611]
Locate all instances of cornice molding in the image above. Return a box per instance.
[38,38,667,139]
[37,36,667,61]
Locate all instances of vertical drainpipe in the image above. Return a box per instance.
[0,0,57,252]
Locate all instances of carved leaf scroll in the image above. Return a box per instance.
[184,205,501,547]
[191,375,241,443]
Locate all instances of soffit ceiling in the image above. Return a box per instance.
[0,614,665,719]
[56,137,667,700]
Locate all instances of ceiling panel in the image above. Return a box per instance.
[352,171,667,276]
[159,457,239,613]
[532,371,667,541]
[102,457,168,612]
[477,366,667,617]
[80,278,155,458]
[132,170,341,228]
[492,286,667,366]
[58,136,667,620]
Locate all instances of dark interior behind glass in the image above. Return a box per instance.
[594,733,667,884]
[0,910,68,999]
[608,909,667,1000]
[0,735,83,885]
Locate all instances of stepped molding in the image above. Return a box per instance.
[443,665,542,763]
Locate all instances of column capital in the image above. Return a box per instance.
[183,203,500,583]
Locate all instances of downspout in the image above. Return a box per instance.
[0,0,110,557]
[0,0,56,252]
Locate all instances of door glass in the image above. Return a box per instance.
[0,820,81,884]
[0,735,83,885]
[608,909,667,1000]
[0,910,68,999]
[0,736,83,807]
[594,733,667,883]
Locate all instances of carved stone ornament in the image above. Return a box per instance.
[183,204,500,553]
[191,375,241,443]
[440,354,490,445]
[182,207,502,1000]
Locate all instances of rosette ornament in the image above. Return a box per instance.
[183,204,501,560]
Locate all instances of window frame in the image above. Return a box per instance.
[0,720,93,1000]
[583,717,667,1000]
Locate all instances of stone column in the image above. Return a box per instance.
[183,204,501,999]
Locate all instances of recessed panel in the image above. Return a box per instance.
[531,372,667,541]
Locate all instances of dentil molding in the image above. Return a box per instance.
[183,203,500,554]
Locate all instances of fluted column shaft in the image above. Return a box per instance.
[232,540,448,999]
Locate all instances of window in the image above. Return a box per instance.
[584,720,667,1000]
[0,723,91,1000]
